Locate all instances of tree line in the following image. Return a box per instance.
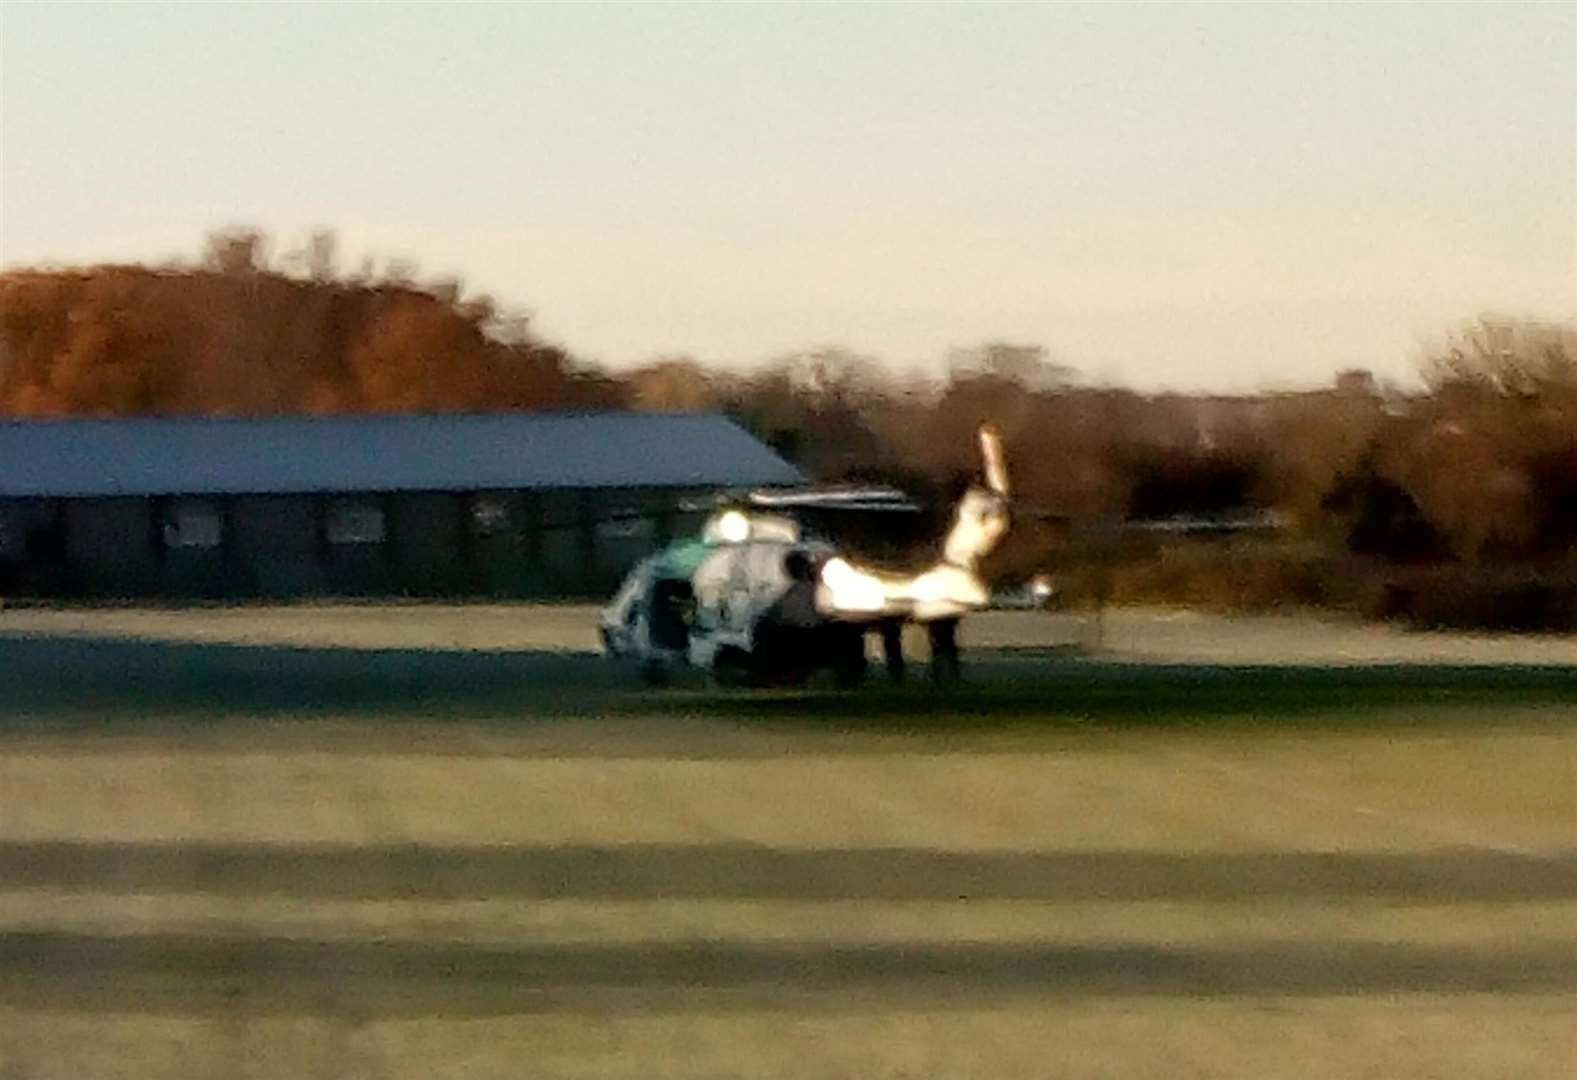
[3,232,1573,626]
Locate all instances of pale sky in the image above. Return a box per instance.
[2,2,1573,391]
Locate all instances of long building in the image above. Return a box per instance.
[0,412,802,599]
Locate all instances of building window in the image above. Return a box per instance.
[470,495,513,537]
[596,512,654,541]
[163,500,223,550]
[326,499,386,545]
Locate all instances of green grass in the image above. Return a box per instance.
[3,610,1576,1078]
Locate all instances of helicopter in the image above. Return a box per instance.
[598,425,1026,687]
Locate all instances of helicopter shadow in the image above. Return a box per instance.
[2,629,1575,732]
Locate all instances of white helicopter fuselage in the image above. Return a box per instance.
[599,425,1013,686]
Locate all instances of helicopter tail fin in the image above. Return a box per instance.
[980,423,1009,500]
[940,424,1012,569]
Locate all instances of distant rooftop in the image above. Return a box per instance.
[0,412,804,498]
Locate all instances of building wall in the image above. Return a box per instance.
[531,486,705,596]
[63,498,159,595]
[229,495,327,598]
[158,497,228,597]
[536,490,593,594]
[320,495,394,596]
[388,492,469,594]
[466,492,534,596]
[0,486,712,600]
[0,498,66,595]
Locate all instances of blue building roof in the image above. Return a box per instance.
[0,412,803,497]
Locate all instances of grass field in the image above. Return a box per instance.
[2,605,1575,1078]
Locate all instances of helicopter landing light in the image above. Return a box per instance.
[717,510,750,543]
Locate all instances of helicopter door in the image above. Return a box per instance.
[647,578,694,651]
[724,547,755,633]
[746,542,791,609]
[690,545,741,633]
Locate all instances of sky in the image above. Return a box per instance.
[2,2,1573,392]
